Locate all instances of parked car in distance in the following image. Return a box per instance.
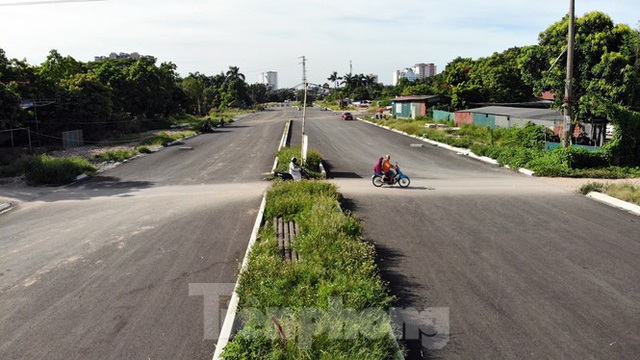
[342,112,353,120]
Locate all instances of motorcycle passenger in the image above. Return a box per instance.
[289,157,302,181]
[381,154,395,183]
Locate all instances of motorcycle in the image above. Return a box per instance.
[273,166,309,181]
[372,162,410,188]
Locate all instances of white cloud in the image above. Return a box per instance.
[1,0,638,87]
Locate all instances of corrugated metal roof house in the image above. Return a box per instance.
[391,95,449,119]
[455,106,564,134]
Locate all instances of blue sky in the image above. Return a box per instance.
[0,0,638,88]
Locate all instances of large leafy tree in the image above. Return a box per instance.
[0,49,21,129]
[474,47,531,103]
[520,11,640,119]
[38,50,83,83]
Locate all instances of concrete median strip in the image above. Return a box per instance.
[213,193,267,360]
[586,192,640,216]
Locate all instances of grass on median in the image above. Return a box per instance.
[222,181,399,359]
[274,145,324,179]
[579,182,640,205]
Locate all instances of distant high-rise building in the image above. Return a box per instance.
[260,71,278,90]
[414,63,436,79]
[94,52,148,62]
[393,63,437,85]
[392,68,419,86]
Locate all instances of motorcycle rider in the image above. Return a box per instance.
[381,154,395,183]
[289,157,302,180]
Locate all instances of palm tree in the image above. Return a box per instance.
[363,74,377,88]
[225,66,245,82]
[341,73,356,89]
[327,71,342,89]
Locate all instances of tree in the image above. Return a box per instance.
[520,11,640,119]
[38,50,83,83]
[475,48,532,103]
[220,66,249,109]
[327,71,341,89]
[247,83,268,105]
[57,73,112,140]
[181,73,206,115]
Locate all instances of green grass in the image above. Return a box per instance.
[140,130,196,146]
[274,146,323,178]
[222,181,398,359]
[579,182,640,205]
[93,148,139,163]
[0,155,98,186]
[360,116,640,179]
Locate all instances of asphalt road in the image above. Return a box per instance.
[304,108,640,359]
[0,108,293,360]
[2,106,639,359]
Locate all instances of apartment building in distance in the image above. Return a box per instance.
[259,71,278,91]
[94,52,154,62]
[392,63,437,86]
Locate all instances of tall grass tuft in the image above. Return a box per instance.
[13,155,98,185]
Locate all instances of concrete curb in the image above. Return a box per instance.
[212,194,268,360]
[0,202,13,215]
[357,117,524,171]
[214,120,290,359]
[356,116,640,217]
[586,192,640,216]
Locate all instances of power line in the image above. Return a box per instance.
[0,0,105,7]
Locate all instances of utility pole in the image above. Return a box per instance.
[300,56,308,135]
[563,0,576,148]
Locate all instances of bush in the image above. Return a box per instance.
[137,146,153,154]
[498,122,547,150]
[579,182,605,194]
[17,155,98,185]
[94,148,138,163]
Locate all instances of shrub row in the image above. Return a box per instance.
[365,117,639,178]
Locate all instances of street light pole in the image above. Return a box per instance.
[563,0,576,148]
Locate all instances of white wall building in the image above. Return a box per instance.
[392,63,437,85]
[260,71,278,90]
[414,63,436,79]
[392,68,419,86]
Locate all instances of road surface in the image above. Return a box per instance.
[303,108,640,359]
[0,108,293,359]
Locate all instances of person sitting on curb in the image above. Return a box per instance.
[289,157,302,181]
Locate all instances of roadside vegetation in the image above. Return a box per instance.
[222,180,398,359]
[361,116,640,179]
[274,145,323,179]
[0,129,197,185]
[579,182,640,205]
[0,154,97,186]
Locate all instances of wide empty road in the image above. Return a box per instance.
[0,108,293,360]
[303,108,640,359]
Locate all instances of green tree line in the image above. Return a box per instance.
[327,11,639,118]
[0,50,293,143]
